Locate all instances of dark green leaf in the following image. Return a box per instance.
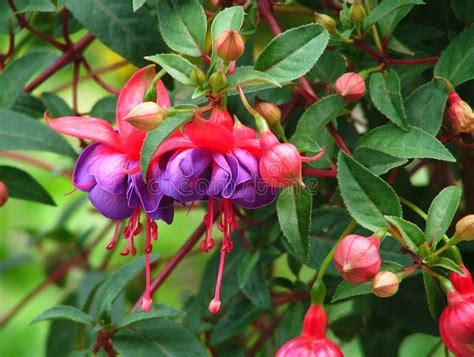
[307,51,346,84]
[12,93,46,119]
[354,147,408,176]
[276,302,305,346]
[385,216,426,253]
[93,254,158,319]
[369,70,408,130]
[157,0,206,57]
[242,266,271,310]
[42,92,75,118]
[451,0,474,22]
[255,24,329,83]
[140,112,193,177]
[330,314,364,341]
[89,96,117,123]
[211,304,261,344]
[66,0,165,67]
[378,5,413,36]
[291,95,347,151]
[31,305,95,325]
[226,67,281,89]
[0,109,76,157]
[15,0,55,12]
[145,54,194,85]
[422,271,446,322]
[425,186,461,246]
[116,304,185,329]
[0,166,55,206]
[113,320,207,356]
[237,251,260,289]
[337,152,402,231]
[363,0,425,29]
[0,51,57,109]
[276,187,312,262]
[356,124,455,162]
[405,80,448,135]
[434,24,474,87]
[430,257,465,275]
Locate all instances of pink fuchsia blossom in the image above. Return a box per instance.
[335,72,366,102]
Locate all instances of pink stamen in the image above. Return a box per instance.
[300,147,326,163]
[201,198,215,252]
[64,187,77,196]
[142,216,155,312]
[121,206,141,256]
[209,248,227,314]
[120,164,141,175]
[106,220,122,250]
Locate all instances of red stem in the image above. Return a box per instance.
[327,122,352,156]
[24,33,95,93]
[246,314,284,356]
[82,58,120,95]
[72,61,80,113]
[385,56,439,65]
[302,168,338,178]
[62,10,73,45]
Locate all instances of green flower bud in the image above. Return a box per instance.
[190,65,206,87]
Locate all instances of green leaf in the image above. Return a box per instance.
[145,54,194,85]
[425,186,461,246]
[363,0,425,29]
[140,112,194,177]
[66,0,165,67]
[113,320,207,356]
[93,254,158,319]
[255,24,329,83]
[157,0,207,57]
[405,80,448,135]
[116,304,185,329]
[0,166,55,206]
[356,124,455,162]
[211,6,245,60]
[42,92,75,118]
[12,93,46,119]
[291,95,347,151]
[337,152,402,231]
[132,0,146,12]
[354,147,408,176]
[369,70,408,130]
[243,267,271,310]
[307,51,346,84]
[15,0,55,12]
[430,257,465,275]
[378,5,413,36]
[422,271,446,322]
[434,24,474,87]
[31,305,95,325]
[0,109,76,157]
[276,187,312,262]
[226,66,281,89]
[451,0,474,22]
[211,304,261,344]
[89,96,117,123]
[237,251,260,289]
[0,51,57,109]
[385,216,426,253]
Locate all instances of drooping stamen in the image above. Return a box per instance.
[121,206,141,256]
[106,220,122,250]
[64,187,78,196]
[142,216,156,313]
[201,197,215,252]
[120,164,141,175]
[209,248,227,314]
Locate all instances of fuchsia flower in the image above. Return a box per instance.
[149,107,277,313]
[277,304,343,357]
[335,72,366,102]
[259,130,325,188]
[334,234,381,284]
[440,266,474,357]
[45,66,173,312]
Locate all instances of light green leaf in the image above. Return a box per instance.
[434,24,474,87]
[405,80,448,135]
[425,186,461,246]
[89,96,117,123]
[363,0,425,29]
[369,70,408,130]
[211,6,244,59]
[385,216,426,253]
[157,0,207,57]
[226,66,281,89]
[0,51,57,109]
[66,0,165,67]
[132,0,146,12]
[337,152,402,231]
[116,304,185,329]
[15,0,55,12]
[42,92,75,118]
[291,95,347,151]
[430,257,465,275]
[356,124,455,162]
[113,320,207,357]
[255,24,329,83]
[0,166,55,206]
[423,271,446,322]
[145,54,194,85]
[276,187,312,263]
[31,305,95,325]
[353,147,408,176]
[140,112,193,177]
[0,109,76,157]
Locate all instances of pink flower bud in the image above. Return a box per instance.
[440,291,474,356]
[0,181,8,207]
[447,92,474,134]
[455,214,474,242]
[215,30,245,63]
[277,305,343,357]
[124,101,167,131]
[450,265,474,295]
[371,271,399,298]
[335,72,366,102]
[259,142,303,188]
[208,298,221,314]
[254,99,282,128]
[334,234,381,284]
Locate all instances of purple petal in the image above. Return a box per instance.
[72,143,102,192]
[233,178,278,209]
[89,185,135,220]
[233,148,258,183]
[94,151,129,194]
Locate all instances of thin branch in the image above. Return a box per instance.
[0,151,72,177]
[81,58,120,95]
